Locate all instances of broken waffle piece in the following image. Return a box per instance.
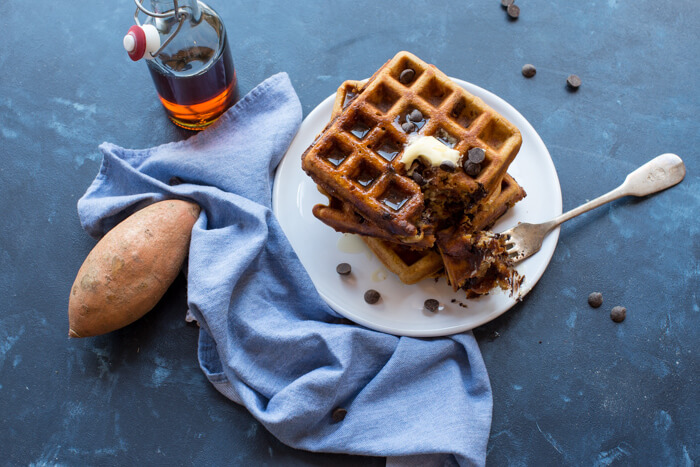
[436,229,522,297]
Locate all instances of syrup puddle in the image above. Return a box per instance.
[371,268,388,282]
[336,234,375,261]
[336,234,366,253]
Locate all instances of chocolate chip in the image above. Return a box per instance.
[464,161,482,177]
[507,4,520,18]
[331,407,347,422]
[521,64,536,78]
[424,299,439,312]
[399,68,416,84]
[467,147,486,164]
[501,0,514,7]
[364,289,381,304]
[336,263,351,275]
[407,109,423,122]
[412,171,426,185]
[440,160,456,172]
[567,74,582,90]
[401,121,416,133]
[588,292,603,308]
[610,306,626,323]
[168,176,184,186]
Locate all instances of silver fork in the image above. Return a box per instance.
[502,153,686,263]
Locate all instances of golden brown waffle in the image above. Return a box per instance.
[302,51,522,241]
[314,78,438,247]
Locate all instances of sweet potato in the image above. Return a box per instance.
[68,199,200,338]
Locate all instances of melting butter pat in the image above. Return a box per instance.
[400,136,461,169]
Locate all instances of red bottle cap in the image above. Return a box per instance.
[124,25,147,61]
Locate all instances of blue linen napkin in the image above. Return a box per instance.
[78,72,492,466]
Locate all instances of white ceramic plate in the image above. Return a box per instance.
[272,78,562,337]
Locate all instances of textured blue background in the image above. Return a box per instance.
[0,0,697,465]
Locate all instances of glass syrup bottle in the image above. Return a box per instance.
[124,0,238,130]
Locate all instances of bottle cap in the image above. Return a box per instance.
[123,24,160,61]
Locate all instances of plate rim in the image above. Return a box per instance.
[272,77,562,336]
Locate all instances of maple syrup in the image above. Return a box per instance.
[147,38,238,130]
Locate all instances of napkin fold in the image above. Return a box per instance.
[78,72,492,466]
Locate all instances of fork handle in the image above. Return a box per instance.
[550,153,686,229]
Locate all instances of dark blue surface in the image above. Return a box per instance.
[1,1,697,465]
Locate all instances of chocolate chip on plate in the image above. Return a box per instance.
[336,263,351,275]
[464,161,482,177]
[399,68,416,84]
[610,306,626,323]
[331,407,347,422]
[567,74,582,90]
[401,121,416,133]
[440,160,456,172]
[424,299,439,313]
[407,109,423,122]
[588,292,603,308]
[501,0,514,7]
[467,147,486,164]
[507,4,520,19]
[364,289,381,304]
[521,64,536,78]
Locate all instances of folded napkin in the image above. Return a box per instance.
[78,73,492,466]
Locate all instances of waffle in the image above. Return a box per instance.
[363,174,525,285]
[318,77,526,289]
[301,51,522,242]
[437,230,521,297]
[313,79,437,247]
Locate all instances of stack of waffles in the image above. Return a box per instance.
[301,52,526,296]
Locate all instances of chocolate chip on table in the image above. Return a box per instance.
[467,147,486,164]
[464,161,482,177]
[567,74,582,90]
[588,292,603,308]
[401,121,416,133]
[521,64,536,78]
[501,0,514,7]
[507,4,520,19]
[424,299,439,313]
[364,289,381,304]
[331,407,347,422]
[440,160,456,172]
[336,263,352,275]
[399,68,416,84]
[407,109,423,122]
[610,306,626,323]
